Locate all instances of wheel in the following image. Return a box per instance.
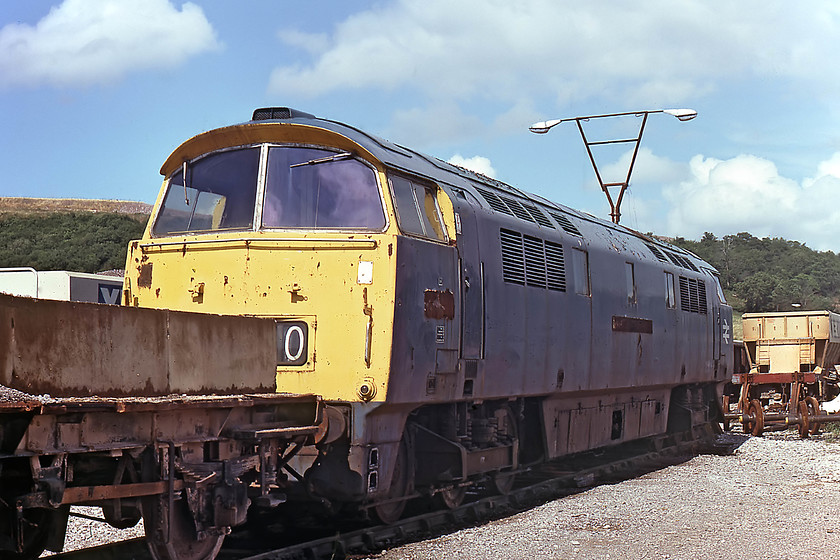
[721,395,731,432]
[436,485,467,509]
[372,439,412,524]
[142,494,225,560]
[807,397,821,435]
[743,399,764,437]
[798,400,811,439]
[102,500,142,529]
[0,506,65,560]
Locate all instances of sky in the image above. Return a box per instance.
[2,1,840,250]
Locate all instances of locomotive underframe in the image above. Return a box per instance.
[301,381,720,522]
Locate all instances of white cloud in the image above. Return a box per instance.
[448,154,497,178]
[0,0,220,89]
[655,153,840,251]
[267,0,840,105]
[387,103,487,147]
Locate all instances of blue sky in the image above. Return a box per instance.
[2,1,840,250]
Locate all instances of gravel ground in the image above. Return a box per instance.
[366,430,840,560]
[45,430,840,559]
[42,507,145,556]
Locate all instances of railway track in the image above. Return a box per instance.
[47,425,733,560]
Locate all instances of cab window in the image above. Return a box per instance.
[153,147,260,235]
[389,175,447,242]
[263,147,386,230]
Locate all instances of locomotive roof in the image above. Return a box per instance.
[160,107,708,273]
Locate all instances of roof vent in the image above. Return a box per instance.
[252,107,316,121]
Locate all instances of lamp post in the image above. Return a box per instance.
[529,109,697,224]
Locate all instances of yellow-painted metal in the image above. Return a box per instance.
[125,122,456,403]
[742,311,840,373]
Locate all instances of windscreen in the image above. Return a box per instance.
[153,148,260,235]
[262,147,386,230]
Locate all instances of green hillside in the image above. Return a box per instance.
[0,199,149,273]
[672,232,840,313]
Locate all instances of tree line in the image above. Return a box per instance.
[0,213,147,273]
[672,232,840,313]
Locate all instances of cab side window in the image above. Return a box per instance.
[389,175,448,242]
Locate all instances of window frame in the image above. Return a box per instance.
[625,261,637,305]
[261,143,387,231]
[665,271,676,309]
[387,173,449,243]
[572,248,590,297]
[152,145,262,237]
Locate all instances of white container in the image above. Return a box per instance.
[0,268,123,304]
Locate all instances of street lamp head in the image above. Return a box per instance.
[662,108,697,121]
[529,118,564,134]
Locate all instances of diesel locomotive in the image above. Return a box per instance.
[122,107,733,525]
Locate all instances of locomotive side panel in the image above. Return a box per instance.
[387,235,460,403]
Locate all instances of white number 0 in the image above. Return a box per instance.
[284,325,305,362]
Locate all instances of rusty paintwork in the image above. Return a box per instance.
[423,290,455,320]
[0,293,278,397]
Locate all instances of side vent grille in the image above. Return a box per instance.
[500,229,526,285]
[545,241,567,291]
[501,197,537,223]
[474,186,556,229]
[523,204,555,228]
[500,229,566,292]
[679,276,707,314]
[665,250,699,272]
[475,187,514,216]
[645,243,668,262]
[549,212,583,236]
[523,235,547,288]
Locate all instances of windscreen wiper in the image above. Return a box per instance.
[289,152,352,168]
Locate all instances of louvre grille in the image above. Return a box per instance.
[500,229,566,292]
[666,250,699,272]
[646,243,668,262]
[545,241,566,291]
[549,212,583,236]
[475,187,514,216]
[501,197,536,223]
[523,204,555,228]
[679,276,707,314]
[523,235,547,288]
[474,187,560,230]
[500,229,525,285]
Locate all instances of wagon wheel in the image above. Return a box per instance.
[142,493,225,560]
[743,399,764,437]
[807,396,821,435]
[436,485,467,509]
[0,505,67,560]
[721,395,731,432]
[372,439,412,524]
[798,400,811,438]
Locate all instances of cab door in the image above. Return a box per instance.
[454,197,483,360]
